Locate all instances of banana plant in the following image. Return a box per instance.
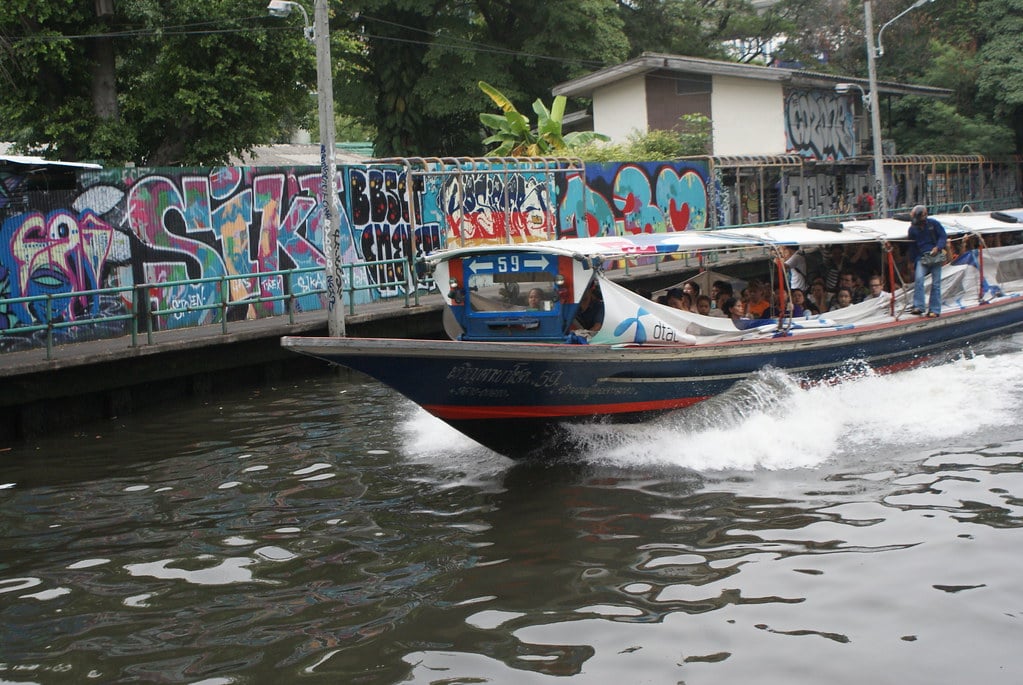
[479,81,609,157]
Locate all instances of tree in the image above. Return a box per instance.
[0,0,317,165]
[977,0,1023,152]
[335,0,628,157]
[770,0,1019,155]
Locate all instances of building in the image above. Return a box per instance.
[552,51,950,160]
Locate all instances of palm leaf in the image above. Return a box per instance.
[478,81,518,115]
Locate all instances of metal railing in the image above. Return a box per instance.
[0,258,422,359]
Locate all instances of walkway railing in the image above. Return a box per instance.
[0,258,421,359]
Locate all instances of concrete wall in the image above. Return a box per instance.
[711,76,787,156]
[592,75,649,143]
[1,156,1018,352]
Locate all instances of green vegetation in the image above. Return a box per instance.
[573,115,711,162]
[0,0,1020,164]
[478,81,609,156]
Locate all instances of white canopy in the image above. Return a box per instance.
[427,208,1023,264]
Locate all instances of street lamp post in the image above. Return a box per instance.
[863,0,887,219]
[836,0,936,220]
[268,0,345,337]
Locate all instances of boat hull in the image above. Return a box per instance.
[282,297,1023,459]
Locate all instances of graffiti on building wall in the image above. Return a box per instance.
[3,156,1017,350]
[781,173,843,220]
[1,166,364,345]
[416,166,558,247]
[785,90,856,161]
[556,162,710,238]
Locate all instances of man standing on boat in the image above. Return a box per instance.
[908,205,948,317]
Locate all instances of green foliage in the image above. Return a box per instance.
[478,81,609,156]
[574,115,711,162]
[2,0,1021,163]
[337,0,627,156]
[888,96,1013,155]
[0,0,316,164]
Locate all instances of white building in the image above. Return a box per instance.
[553,52,949,160]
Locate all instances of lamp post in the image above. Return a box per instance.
[836,0,936,220]
[268,0,345,337]
[862,0,887,219]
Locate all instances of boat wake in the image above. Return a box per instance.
[399,337,1023,473]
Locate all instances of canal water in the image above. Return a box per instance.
[3,336,1023,684]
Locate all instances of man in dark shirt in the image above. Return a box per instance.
[907,205,948,317]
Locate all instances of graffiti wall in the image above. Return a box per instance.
[1,155,1017,349]
[555,161,710,238]
[785,89,856,161]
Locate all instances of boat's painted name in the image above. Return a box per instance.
[445,362,639,400]
[446,362,563,388]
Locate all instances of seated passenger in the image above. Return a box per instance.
[695,294,712,316]
[745,280,771,318]
[809,280,828,313]
[526,287,548,310]
[831,287,854,309]
[572,282,604,334]
[789,288,810,317]
[722,297,754,329]
[665,287,688,310]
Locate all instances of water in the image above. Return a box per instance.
[3,338,1023,684]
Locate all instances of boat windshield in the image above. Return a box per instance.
[467,271,559,313]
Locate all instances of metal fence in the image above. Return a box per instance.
[0,258,416,359]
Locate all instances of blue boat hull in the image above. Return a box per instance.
[282,296,1023,459]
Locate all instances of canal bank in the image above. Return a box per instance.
[0,298,446,443]
[0,258,730,443]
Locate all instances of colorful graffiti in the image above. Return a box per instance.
[421,165,558,246]
[557,162,709,238]
[0,159,717,347]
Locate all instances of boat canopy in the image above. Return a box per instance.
[426,209,1023,265]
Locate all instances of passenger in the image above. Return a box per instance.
[572,281,604,333]
[835,270,866,304]
[683,281,701,302]
[832,287,853,309]
[908,204,948,317]
[695,294,712,316]
[531,286,548,310]
[847,242,878,284]
[665,287,687,310]
[710,279,732,302]
[745,281,771,318]
[723,297,753,329]
[781,245,808,291]
[809,280,828,313]
[710,280,733,316]
[864,275,889,299]
[822,245,846,294]
[789,288,811,317]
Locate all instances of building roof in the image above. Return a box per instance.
[0,154,102,170]
[553,52,951,100]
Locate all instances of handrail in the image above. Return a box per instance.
[0,259,422,359]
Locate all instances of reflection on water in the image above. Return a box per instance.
[2,344,1023,684]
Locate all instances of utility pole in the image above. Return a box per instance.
[314,0,345,336]
[864,0,888,218]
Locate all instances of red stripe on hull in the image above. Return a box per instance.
[425,396,711,420]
